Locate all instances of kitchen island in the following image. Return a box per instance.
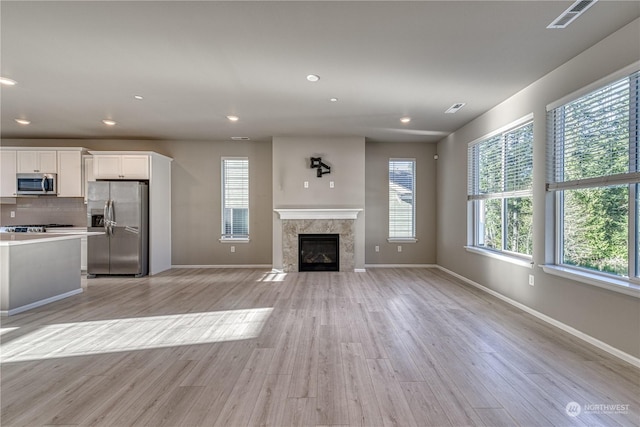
[0,232,99,316]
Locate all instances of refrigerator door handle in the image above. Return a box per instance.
[104,201,110,235]
[109,200,116,234]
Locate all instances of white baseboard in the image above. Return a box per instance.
[434,265,640,369]
[174,265,369,273]
[1,288,83,317]
[172,264,272,269]
[364,263,437,269]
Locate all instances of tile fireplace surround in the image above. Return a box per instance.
[274,209,362,273]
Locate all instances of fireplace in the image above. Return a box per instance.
[298,234,339,272]
[275,208,362,272]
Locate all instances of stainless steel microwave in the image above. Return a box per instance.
[16,173,57,195]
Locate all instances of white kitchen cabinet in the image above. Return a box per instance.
[57,150,83,197]
[93,154,149,180]
[17,150,57,173]
[0,150,17,197]
[83,155,95,203]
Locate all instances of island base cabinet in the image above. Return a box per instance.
[1,238,82,315]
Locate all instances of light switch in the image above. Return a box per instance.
[304,181,309,188]
[10,211,15,218]
[397,245,402,252]
[375,245,379,252]
[231,246,236,253]
[329,181,335,188]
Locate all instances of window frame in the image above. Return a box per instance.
[220,156,250,242]
[467,114,534,261]
[546,66,640,291]
[388,158,417,243]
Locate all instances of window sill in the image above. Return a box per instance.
[541,265,640,298]
[464,246,533,268]
[387,238,418,243]
[219,238,250,243]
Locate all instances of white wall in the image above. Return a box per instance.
[436,19,640,359]
[272,136,366,270]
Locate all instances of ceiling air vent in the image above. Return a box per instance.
[547,0,598,29]
[445,103,466,114]
[231,136,250,141]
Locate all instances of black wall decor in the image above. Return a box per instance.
[310,157,331,177]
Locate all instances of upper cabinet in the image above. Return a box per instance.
[0,150,17,197]
[17,150,57,173]
[57,150,83,197]
[93,154,149,180]
[83,155,95,203]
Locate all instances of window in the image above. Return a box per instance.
[389,159,416,240]
[468,117,534,257]
[547,70,639,279]
[221,157,249,240]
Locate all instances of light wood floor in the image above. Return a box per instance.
[1,268,638,426]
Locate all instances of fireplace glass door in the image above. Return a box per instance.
[298,234,339,271]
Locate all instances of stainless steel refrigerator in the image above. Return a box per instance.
[87,181,149,277]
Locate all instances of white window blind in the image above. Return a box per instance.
[547,69,639,278]
[547,70,640,191]
[467,119,534,256]
[468,121,534,200]
[221,157,249,239]
[389,159,415,239]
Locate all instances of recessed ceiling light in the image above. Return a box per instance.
[0,77,17,86]
[102,119,117,126]
[329,97,338,102]
[15,118,30,125]
[134,95,143,100]
[400,117,411,124]
[306,74,320,82]
[226,115,239,122]
[445,103,466,114]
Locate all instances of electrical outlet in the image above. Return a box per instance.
[231,246,236,253]
[10,211,15,218]
[397,245,402,252]
[304,181,309,188]
[528,274,534,286]
[375,245,379,252]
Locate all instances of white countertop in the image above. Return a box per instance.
[0,230,104,246]
[46,227,88,232]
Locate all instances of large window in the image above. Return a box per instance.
[389,159,416,240]
[468,117,534,257]
[221,157,249,240]
[548,70,639,279]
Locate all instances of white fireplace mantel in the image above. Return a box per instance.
[274,208,362,220]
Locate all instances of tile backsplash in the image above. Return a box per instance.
[0,197,87,226]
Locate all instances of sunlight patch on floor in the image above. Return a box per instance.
[258,272,287,282]
[0,308,273,363]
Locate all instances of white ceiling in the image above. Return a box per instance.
[1,1,639,143]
